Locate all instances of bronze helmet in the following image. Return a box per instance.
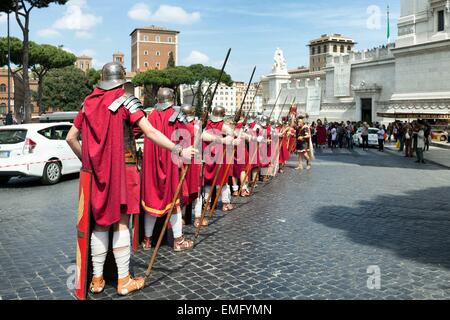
[210,105,226,123]
[181,104,195,123]
[98,62,128,91]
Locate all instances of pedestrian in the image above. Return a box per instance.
[331,124,337,149]
[5,111,13,126]
[361,122,369,151]
[377,125,385,152]
[316,119,327,149]
[346,121,354,149]
[295,117,312,171]
[415,124,426,164]
[424,124,431,151]
[404,123,413,157]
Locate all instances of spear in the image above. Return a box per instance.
[145,48,232,280]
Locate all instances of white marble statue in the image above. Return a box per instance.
[272,48,288,74]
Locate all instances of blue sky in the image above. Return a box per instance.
[0,0,400,81]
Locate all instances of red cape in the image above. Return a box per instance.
[141,107,186,217]
[74,87,144,226]
[181,121,201,204]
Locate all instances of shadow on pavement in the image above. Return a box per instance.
[0,173,79,189]
[313,186,450,269]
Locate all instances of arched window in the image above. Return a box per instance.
[318,46,321,54]
[324,45,328,53]
[340,45,345,53]
[0,103,6,114]
[0,84,6,93]
[312,47,315,55]
[347,45,352,52]
[333,45,337,53]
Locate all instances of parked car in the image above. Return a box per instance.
[0,123,81,185]
[353,127,379,147]
[431,130,448,142]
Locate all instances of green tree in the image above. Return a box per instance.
[40,66,91,112]
[188,64,233,116]
[1,0,69,122]
[167,51,175,68]
[30,44,76,114]
[86,68,101,89]
[0,36,24,68]
[132,69,171,107]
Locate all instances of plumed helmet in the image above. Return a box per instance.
[98,62,128,91]
[210,105,226,123]
[155,88,175,110]
[181,104,195,122]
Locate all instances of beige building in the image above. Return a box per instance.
[75,55,93,72]
[113,51,125,65]
[309,34,356,71]
[130,25,179,72]
[234,82,260,114]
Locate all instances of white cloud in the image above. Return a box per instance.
[75,31,93,39]
[37,28,61,38]
[79,49,96,57]
[184,51,210,65]
[61,47,75,54]
[128,3,200,25]
[53,0,102,30]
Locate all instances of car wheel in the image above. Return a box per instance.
[41,161,62,185]
[441,136,447,142]
[0,177,11,184]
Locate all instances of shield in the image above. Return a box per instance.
[75,169,93,300]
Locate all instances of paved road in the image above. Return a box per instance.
[1,147,450,300]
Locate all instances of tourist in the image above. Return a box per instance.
[330,124,337,149]
[361,122,369,151]
[424,123,431,151]
[346,121,354,149]
[377,125,385,152]
[404,123,413,157]
[415,124,426,164]
[316,119,327,149]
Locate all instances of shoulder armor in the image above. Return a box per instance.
[108,94,143,114]
[169,106,185,124]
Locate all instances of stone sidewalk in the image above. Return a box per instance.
[385,143,450,169]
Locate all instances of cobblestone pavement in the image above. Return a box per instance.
[1,147,450,300]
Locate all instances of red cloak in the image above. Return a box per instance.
[73,87,145,227]
[233,121,248,178]
[181,120,201,204]
[203,120,232,186]
[260,125,272,168]
[141,107,186,217]
[316,125,327,145]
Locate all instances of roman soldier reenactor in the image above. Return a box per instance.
[231,117,252,197]
[276,120,291,174]
[245,114,263,189]
[295,117,313,171]
[202,106,239,212]
[141,88,197,252]
[259,115,273,182]
[66,62,193,297]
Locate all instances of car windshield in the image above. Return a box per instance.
[369,129,379,134]
[0,129,27,144]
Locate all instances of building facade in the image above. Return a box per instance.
[309,34,356,72]
[75,55,93,72]
[130,25,179,72]
[262,0,450,124]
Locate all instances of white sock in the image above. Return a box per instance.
[232,185,239,192]
[90,231,109,278]
[112,229,131,280]
[194,198,202,218]
[144,214,157,238]
[221,184,231,204]
[170,212,183,238]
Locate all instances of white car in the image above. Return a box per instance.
[0,123,81,185]
[353,127,380,147]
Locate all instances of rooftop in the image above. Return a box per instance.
[130,25,180,36]
[309,34,356,46]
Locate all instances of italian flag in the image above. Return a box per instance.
[387,5,391,45]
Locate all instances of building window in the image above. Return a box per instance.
[143,35,148,41]
[318,46,321,54]
[156,62,160,69]
[324,45,328,53]
[312,47,315,55]
[144,62,149,68]
[340,45,345,53]
[156,36,160,42]
[168,37,173,42]
[438,10,445,32]
[80,63,84,69]
[333,45,337,52]
[0,84,6,93]
[347,45,352,52]
[156,51,161,56]
[0,103,6,114]
[144,51,148,56]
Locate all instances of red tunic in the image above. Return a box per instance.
[203,120,232,186]
[181,120,201,204]
[233,121,248,178]
[73,87,145,227]
[247,122,260,169]
[260,125,272,168]
[141,107,187,217]
[316,125,327,145]
[277,125,290,165]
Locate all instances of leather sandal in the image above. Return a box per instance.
[89,275,105,294]
[240,189,251,197]
[194,217,209,228]
[117,275,145,296]
[142,236,152,251]
[222,203,234,212]
[232,191,240,197]
[173,236,194,252]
